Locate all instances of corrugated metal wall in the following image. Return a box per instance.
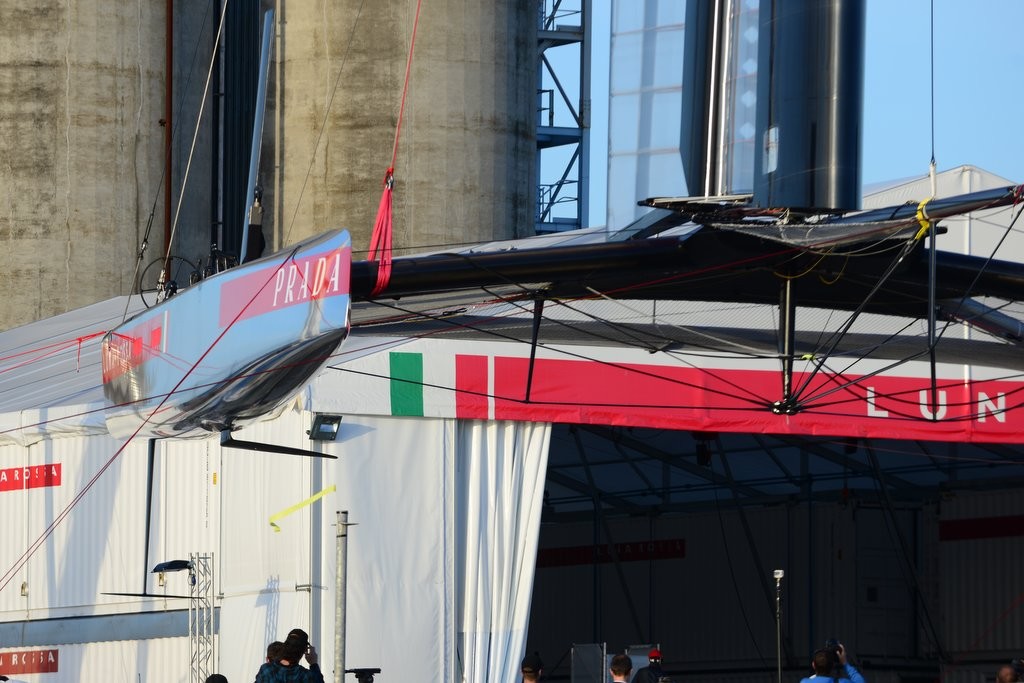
[530,500,941,680]
[3,402,1023,683]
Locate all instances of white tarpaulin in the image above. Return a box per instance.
[325,414,551,683]
[455,420,551,682]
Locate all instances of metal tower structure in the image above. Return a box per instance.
[189,553,215,683]
[536,0,592,233]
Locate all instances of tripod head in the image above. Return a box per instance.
[345,667,382,683]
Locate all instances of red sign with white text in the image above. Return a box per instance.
[0,649,59,674]
[454,355,1024,443]
[218,247,351,327]
[0,464,61,492]
[538,538,686,568]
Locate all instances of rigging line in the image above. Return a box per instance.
[789,317,931,399]
[709,483,769,667]
[533,300,778,405]
[0,333,107,370]
[354,297,774,409]
[282,0,366,246]
[2,244,303,589]
[125,0,215,323]
[507,291,781,365]
[576,287,774,356]
[390,0,423,170]
[779,388,1024,425]
[332,364,779,415]
[165,0,230,264]
[2,246,305,593]
[866,441,948,663]
[569,427,647,641]
[786,235,925,404]
[932,198,1024,342]
[929,0,936,167]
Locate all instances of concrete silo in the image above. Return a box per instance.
[0,2,167,330]
[262,0,538,258]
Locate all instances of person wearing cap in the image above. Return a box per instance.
[521,652,544,682]
[631,648,666,683]
[254,627,324,682]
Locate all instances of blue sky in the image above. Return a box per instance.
[862,0,1024,185]
[579,0,1024,226]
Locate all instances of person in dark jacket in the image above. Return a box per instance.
[253,628,324,683]
[631,648,665,683]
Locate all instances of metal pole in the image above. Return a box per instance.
[240,9,274,263]
[774,569,784,683]
[334,511,349,681]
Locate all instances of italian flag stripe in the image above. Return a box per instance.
[389,352,424,416]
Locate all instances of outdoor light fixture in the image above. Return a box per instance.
[308,414,343,441]
[151,559,196,587]
[151,560,192,573]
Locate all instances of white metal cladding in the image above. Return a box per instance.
[0,440,30,615]
[0,636,192,682]
[530,501,921,673]
[0,433,154,618]
[934,489,1024,657]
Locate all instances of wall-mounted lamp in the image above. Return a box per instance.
[151,560,192,573]
[152,559,196,587]
[308,414,343,441]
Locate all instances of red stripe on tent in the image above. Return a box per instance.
[0,649,59,674]
[537,538,686,568]
[470,355,1024,443]
[455,354,489,418]
[0,464,62,493]
[939,515,1024,541]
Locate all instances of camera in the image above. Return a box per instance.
[345,667,382,683]
[825,638,841,654]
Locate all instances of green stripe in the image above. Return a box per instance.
[389,352,424,416]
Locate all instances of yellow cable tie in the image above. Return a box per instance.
[914,197,933,241]
[269,485,337,532]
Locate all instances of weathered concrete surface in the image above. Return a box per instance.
[0,1,536,330]
[263,0,537,258]
[0,1,167,331]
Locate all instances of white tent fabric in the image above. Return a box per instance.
[328,415,550,683]
[454,420,551,683]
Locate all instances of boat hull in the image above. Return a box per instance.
[102,230,352,438]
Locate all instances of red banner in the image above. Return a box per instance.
[0,649,59,674]
[538,538,686,567]
[454,355,1024,443]
[0,464,62,492]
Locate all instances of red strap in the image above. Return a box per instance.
[368,169,394,296]
[368,0,423,296]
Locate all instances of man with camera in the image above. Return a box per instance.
[800,640,865,683]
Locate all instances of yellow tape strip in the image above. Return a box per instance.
[269,485,337,532]
[914,197,933,241]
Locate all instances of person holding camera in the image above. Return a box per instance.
[253,627,324,682]
[800,640,865,683]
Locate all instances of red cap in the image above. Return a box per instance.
[649,648,662,659]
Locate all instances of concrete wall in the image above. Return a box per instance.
[0,1,166,331]
[264,0,538,258]
[0,1,537,330]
